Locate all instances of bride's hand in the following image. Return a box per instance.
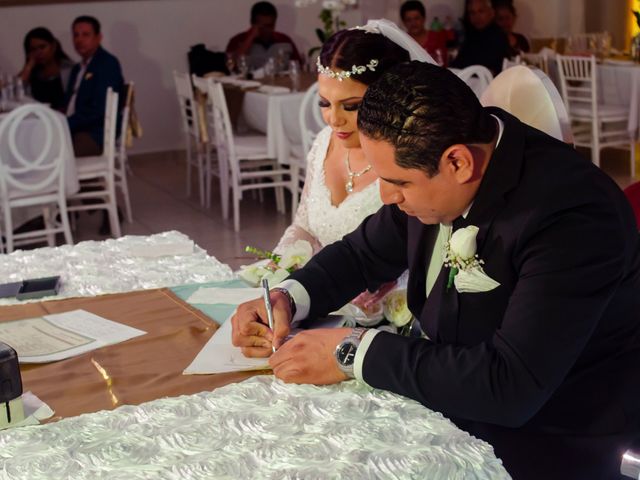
[350,280,398,313]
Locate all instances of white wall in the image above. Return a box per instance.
[0,0,584,153]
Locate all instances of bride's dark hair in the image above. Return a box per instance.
[319,28,411,86]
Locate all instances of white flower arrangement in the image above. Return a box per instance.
[444,226,500,293]
[238,240,313,287]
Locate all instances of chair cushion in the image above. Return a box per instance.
[76,155,109,177]
[234,135,270,159]
[570,103,629,119]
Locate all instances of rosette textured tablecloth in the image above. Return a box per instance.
[0,231,234,304]
[0,376,510,479]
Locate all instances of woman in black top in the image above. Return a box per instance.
[18,27,74,111]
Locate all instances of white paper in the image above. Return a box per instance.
[184,318,269,374]
[126,240,194,258]
[0,309,146,363]
[186,287,262,305]
[184,314,349,375]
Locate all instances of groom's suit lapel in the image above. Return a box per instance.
[421,109,526,344]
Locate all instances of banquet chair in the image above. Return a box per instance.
[480,65,573,143]
[115,81,135,223]
[556,54,635,176]
[521,52,550,75]
[173,71,207,206]
[0,104,73,253]
[502,55,522,71]
[299,82,324,157]
[206,79,295,231]
[623,181,640,229]
[191,74,228,213]
[66,88,121,238]
[454,65,494,99]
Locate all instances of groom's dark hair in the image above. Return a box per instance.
[358,61,496,177]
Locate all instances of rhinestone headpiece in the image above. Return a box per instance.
[316,57,379,81]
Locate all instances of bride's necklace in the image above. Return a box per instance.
[344,149,372,194]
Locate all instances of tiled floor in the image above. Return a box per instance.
[26,145,639,272]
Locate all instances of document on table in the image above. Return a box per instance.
[0,309,146,363]
[184,314,350,375]
[184,318,269,374]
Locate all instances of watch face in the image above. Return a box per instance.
[336,341,357,367]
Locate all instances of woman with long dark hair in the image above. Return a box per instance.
[18,27,73,110]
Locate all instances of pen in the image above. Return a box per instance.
[261,278,276,353]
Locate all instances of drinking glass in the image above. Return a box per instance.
[225,54,236,75]
[237,55,249,78]
[264,57,276,82]
[289,60,300,91]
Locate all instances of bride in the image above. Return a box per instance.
[273,20,435,318]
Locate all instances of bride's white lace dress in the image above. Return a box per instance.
[275,126,382,253]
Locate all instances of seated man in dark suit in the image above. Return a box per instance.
[65,15,124,157]
[451,0,510,74]
[232,61,640,479]
[226,1,302,71]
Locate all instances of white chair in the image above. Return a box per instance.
[191,74,228,213]
[173,71,207,206]
[502,55,522,71]
[480,65,573,143]
[454,65,494,99]
[0,104,73,253]
[115,81,134,223]
[299,82,324,157]
[67,87,121,237]
[556,54,635,175]
[206,79,295,232]
[522,52,550,75]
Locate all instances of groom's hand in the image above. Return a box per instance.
[231,292,292,357]
[269,328,352,385]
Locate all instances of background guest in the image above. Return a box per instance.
[226,1,301,71]
[18,27,74,111]
[493,0,530,55]
[64,15,124,157]
[400,0,449,66]
[452,0,510,74]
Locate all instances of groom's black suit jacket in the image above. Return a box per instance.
[289,109,640,479]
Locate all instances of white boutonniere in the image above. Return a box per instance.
[84,72,93,80]
[444,226,500,293]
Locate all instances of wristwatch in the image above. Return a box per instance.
[335,327,367,378]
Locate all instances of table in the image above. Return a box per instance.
[0,233,511,478]
[0,107,79,229]
[237,72,317,168]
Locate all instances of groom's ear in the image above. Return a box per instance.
[440,144,475,184]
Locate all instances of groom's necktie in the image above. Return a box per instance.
[425,223,452,298]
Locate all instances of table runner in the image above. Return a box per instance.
[0,288,259,421]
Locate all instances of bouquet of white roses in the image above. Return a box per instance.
[238,240,313,287]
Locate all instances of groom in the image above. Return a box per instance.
[232,62,640,479]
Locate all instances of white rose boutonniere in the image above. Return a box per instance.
[444,226,500,293]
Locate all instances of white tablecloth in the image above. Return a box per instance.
[0,377,510,479]
[0,108,79,228]
[242,90,306,166]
